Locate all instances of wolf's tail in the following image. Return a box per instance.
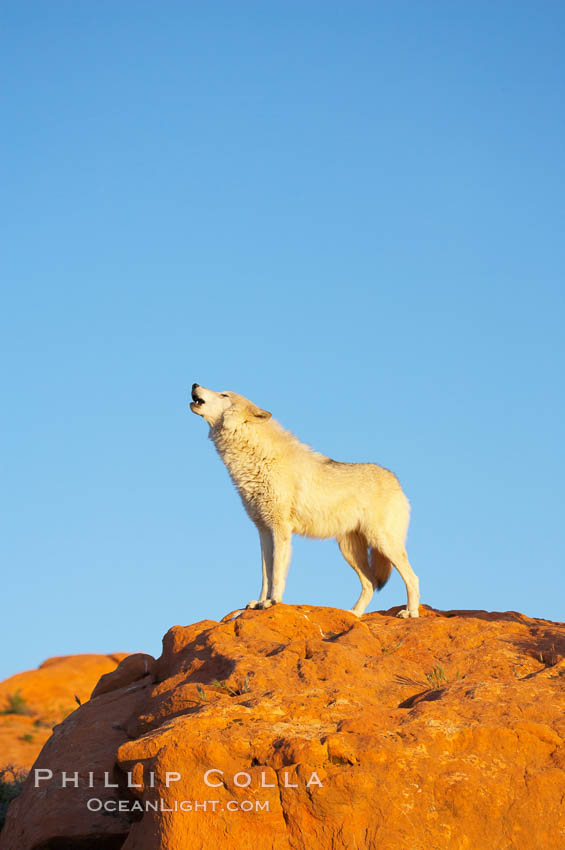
[370,547,393,590]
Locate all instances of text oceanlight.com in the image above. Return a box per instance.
[87,798,270,813]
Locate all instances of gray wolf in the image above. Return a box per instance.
[190,383,420,618]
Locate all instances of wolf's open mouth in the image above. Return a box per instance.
[192,393,205,406]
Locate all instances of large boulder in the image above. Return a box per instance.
[1,605,564,849]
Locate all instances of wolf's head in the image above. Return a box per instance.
[190,383,272,429]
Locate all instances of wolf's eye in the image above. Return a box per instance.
[220,393,229,398]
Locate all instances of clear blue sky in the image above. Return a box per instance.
[2,1,563,679]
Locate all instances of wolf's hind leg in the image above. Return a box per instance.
[375,537,419,618]
[338,532,375,617]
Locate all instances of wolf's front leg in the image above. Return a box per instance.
[246,528,291,610]
[246,527,274,610]
[269,529,292,604]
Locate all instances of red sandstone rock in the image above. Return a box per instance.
[91,653,155,699]
[1,605,564,849]
[0,653,129,772]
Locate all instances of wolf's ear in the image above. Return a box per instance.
[247,404,272,422]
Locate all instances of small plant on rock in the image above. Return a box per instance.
[1,691,31,716]
[212,677,251,696]
[425,665,448,689]
[195,685,208,702]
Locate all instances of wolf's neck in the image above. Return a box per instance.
[209,423,266,471]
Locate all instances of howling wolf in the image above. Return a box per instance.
[190,384,420,618]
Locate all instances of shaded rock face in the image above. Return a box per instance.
[0,654,129,772]
[1,605,564,850]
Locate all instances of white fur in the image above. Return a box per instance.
[190,384,419,618]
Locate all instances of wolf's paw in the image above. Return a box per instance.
[396,608,419,619]
[246,599,277,610]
